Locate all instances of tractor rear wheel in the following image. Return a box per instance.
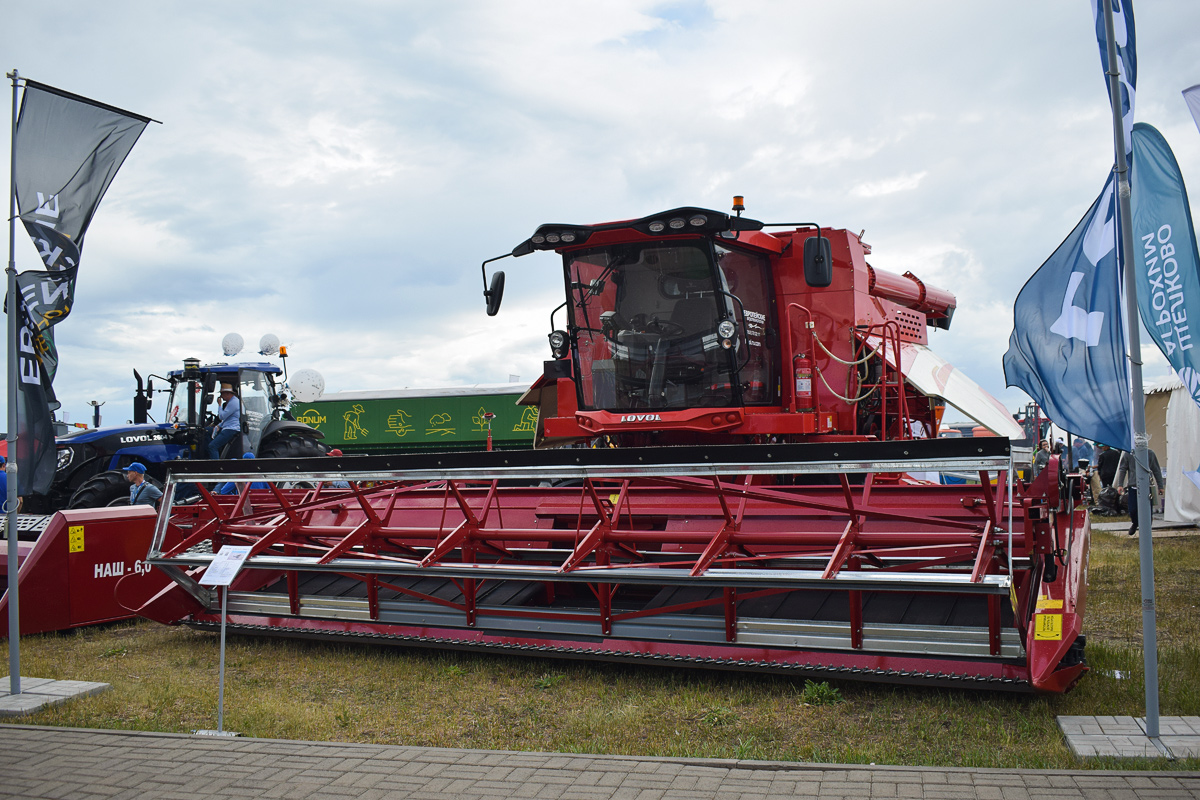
[67,470,163,508]
[257,434,326,460]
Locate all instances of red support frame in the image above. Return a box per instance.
[136,451,1091,693]
[155,475,1020,586]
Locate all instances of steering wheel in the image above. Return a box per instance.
[202,411,218,427]
[645,317,685,336]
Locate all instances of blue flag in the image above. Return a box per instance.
[1091,0,1137,156]
[1003,176,1132,449]
[1130,123,1200,407]
[1002,1,1139,449]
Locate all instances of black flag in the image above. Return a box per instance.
[11,80,150,494]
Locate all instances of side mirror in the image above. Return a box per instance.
[803,234,832,288]
[146,378,154,409]
[485,270,506,316]
[201,374,216,408]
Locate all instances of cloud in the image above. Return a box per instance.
[3,0,1199,430]
[851,171,928,198]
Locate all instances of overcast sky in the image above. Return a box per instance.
[3,1,1200,428]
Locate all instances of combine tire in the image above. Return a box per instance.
[257,435,326,460]
[68,470,162,509]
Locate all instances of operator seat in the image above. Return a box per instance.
[667,296,718,373]
[669,297,717,335]
[664,296,732,406]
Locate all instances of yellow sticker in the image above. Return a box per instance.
[1034,613,1063,641]
[1036,597,1064,611]
[1009,583,1019,615]
[609,493,621,505]
[68,525,85,553]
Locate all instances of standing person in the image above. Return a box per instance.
[1074,438,1094,469]
[1096,443,1121,489]
[1032,440,1051,478]
[125,463,163,507]
[1072,438,1096,502]
[1116,448,1164,537]
[0,456,18,512]
[208,383,242,459]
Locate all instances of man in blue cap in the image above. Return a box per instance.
[124,462,163,507]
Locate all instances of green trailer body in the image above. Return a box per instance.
[291,384,537,453]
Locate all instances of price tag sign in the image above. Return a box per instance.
[199,546,252,587]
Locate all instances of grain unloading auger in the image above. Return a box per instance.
[134,202,1090,692]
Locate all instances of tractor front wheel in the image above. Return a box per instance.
[67,470,162,508]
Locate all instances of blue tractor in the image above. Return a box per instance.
[42,358,325,510]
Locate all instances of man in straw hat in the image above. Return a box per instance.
[207,382,242,459]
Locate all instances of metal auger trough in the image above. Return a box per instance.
[135,437,1089,693]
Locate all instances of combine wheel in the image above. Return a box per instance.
[257,434,326,460]
[68,470,162,508]
[1059,635,1087,669]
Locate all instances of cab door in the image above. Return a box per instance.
[714,245,779,405]
[237,369,273,454]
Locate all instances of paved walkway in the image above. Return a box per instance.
[0,677,110,717]
[0,724,1197,799]
[1090,520,1198,537]
[1059,716,1200,759]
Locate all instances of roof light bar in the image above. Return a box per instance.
[511,207,765,255]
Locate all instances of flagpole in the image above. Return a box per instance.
[1102,0,1160,743]
[6,68,20,696]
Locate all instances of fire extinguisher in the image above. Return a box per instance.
[794,354,814,411]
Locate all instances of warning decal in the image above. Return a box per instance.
[1033,613,1063,641]
[68,525,85,553]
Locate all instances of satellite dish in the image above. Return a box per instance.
[289,368,325,403]
[221,332,245,357]
[259,333,281,356]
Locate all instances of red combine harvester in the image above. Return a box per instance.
[132,204,1089,692]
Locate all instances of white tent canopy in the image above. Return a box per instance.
[1146,375,1200,525]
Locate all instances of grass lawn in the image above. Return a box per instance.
[5,528,1199,769]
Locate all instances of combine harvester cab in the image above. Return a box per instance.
[134,204,1090,692]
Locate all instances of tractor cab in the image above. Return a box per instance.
[160,360,288,457]
[38,359,323,511]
